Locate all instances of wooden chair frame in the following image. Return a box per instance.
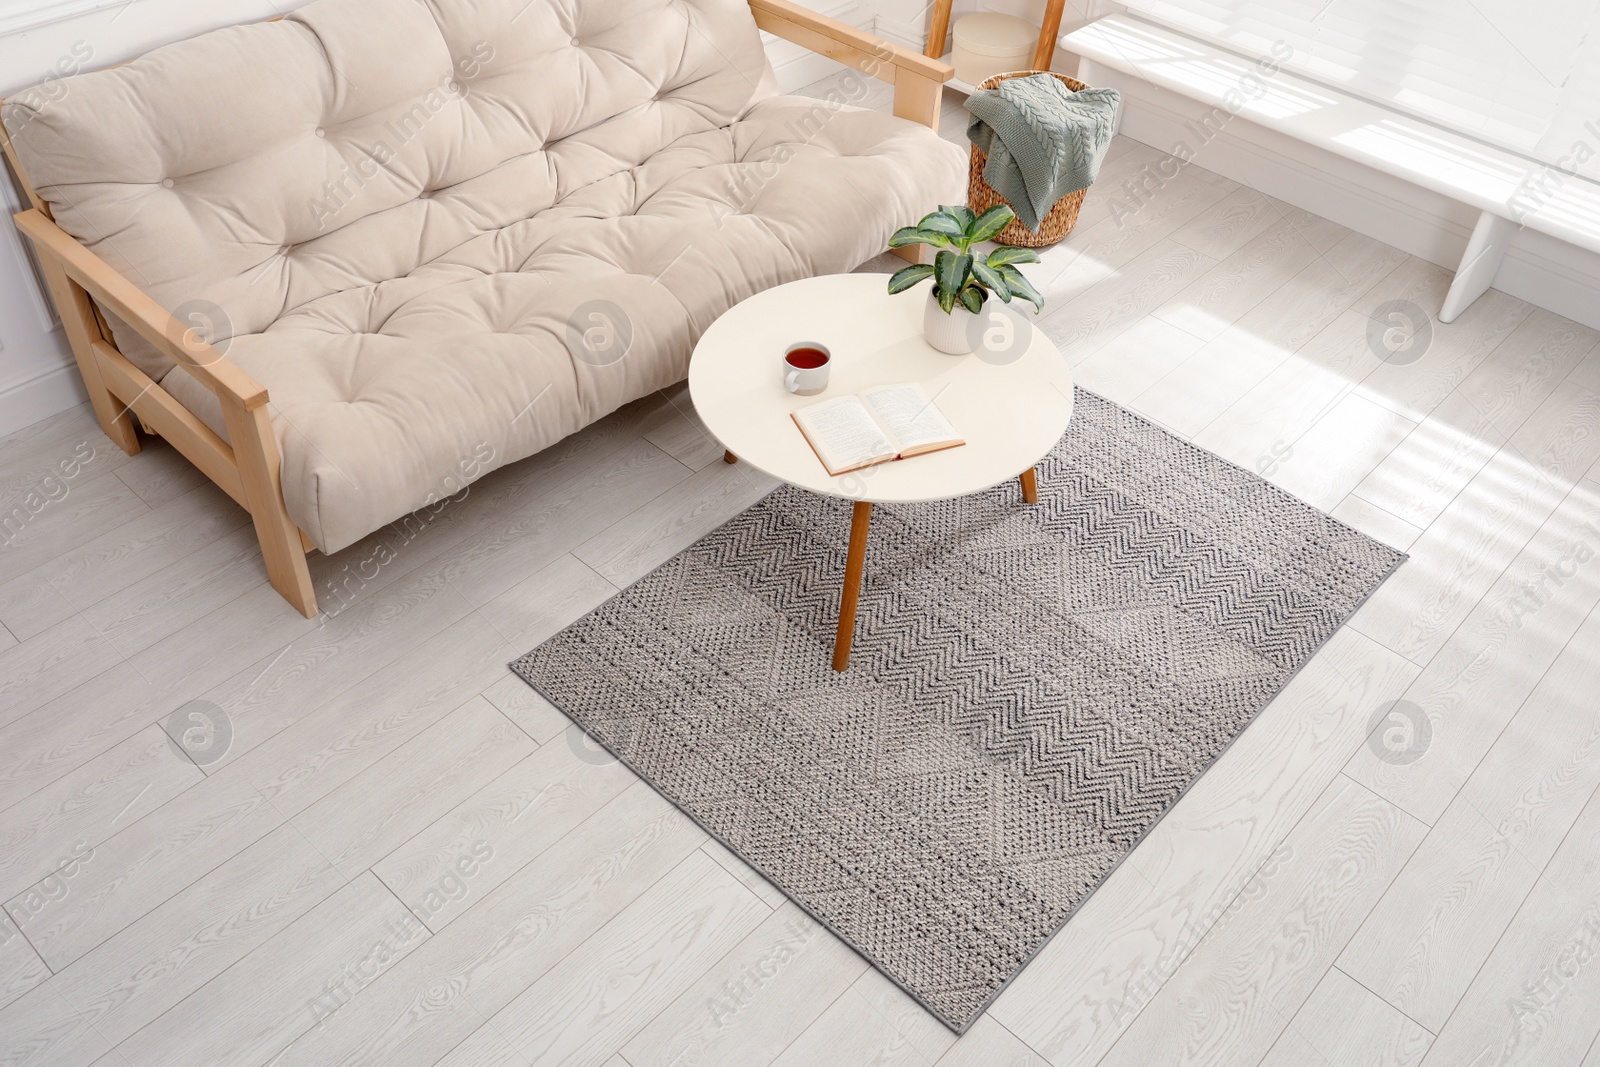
[1,0,952,618]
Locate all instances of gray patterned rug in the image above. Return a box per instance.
[510,388,1404,1032]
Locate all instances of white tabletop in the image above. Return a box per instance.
[688,273,1074,504]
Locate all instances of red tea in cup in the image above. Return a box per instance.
[785,347,829,369]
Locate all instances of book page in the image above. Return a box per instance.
[860,384,963,454]
[792,396,897,475]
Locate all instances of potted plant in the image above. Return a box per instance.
[887,204,1045,355]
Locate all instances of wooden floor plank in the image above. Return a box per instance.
[0,908,48,1014]
[480,671,572,745]
[1352,391,1507,530]
[0,617,124,732]
[1257,967,1432,1067]
[621,901,865,1067]
[1067,316,1207,406]
[190,561,481,774]
[770,968,957,1067]
[1032,164,1229,310]
[932,1015,1050,1066]
[0,664,170,819]
[1339,606,1600,1030]
[47,481,248,610]
[1264,392,1416,512]
[472,850,768,1067]
[240,614,518,820]
[1343,480,1600,822]
[1350,382,1600,665]
[1454,309,1600,440]
[112,439,214,509]
[0,725,200,903]
[268,783,704,1067]
[1151,215,1326,342]
[80,527,271,658]
[0,471,149,586]
[42,823,344,1052]
[371,731,635,932]
[1095,776,1425,1067]
[638,384,727,472]
[0,979,114,1067]
[1354,273,1530,424]
[1036,239,1218,364]
[1133,232,1410,437]
[5,763,286,973]
[100,874,428,1067]
[1419,785,1600,1066]
[1164,185,1284,261]
[290,697,534,880]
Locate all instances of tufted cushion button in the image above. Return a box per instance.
[570,36,580,46]
[160,178,174,189]
[315,127,326,138]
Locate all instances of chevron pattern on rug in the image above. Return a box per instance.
[510,388,1405,1032]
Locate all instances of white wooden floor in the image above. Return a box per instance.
[2,75,1599,1066]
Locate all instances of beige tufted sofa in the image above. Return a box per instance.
[1,0,964,616]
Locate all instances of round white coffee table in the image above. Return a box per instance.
[688,272,1074,670]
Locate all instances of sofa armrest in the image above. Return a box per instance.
[748,0,953,129]
[13,208,270,410]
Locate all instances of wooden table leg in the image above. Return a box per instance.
[724,450,738,464]
[1020,467,1038,504]
[833,501,873,672]
[1031,0,1067,72]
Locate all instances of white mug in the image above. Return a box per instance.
[783,342,831,396]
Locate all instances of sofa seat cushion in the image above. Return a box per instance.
[159,95,965,550]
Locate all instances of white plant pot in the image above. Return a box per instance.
[923,289,982,354]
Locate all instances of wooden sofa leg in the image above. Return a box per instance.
[221,398,318,618]
[38,255,141,455]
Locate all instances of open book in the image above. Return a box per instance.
[791,383,965,476]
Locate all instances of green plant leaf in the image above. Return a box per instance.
[970,257,1010,300]
[998,265,1044,312]
[969,204,1016,243]
[958,285,985,314]
[935,250,971,307]
[986,246,1041,267]
[886,263,935,294]
[942,204,977,232]
[888,226,950,249]
[919,212,964,238]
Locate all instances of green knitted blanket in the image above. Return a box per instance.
[967,75,1121,231]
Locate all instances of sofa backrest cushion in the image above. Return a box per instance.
[4,0,775,379]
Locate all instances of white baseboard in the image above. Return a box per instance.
[0,358,87,437]
[1083,60,1600,332]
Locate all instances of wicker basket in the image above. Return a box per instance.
[969,70,1092,248]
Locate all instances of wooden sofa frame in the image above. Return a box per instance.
[0,0,953,618]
